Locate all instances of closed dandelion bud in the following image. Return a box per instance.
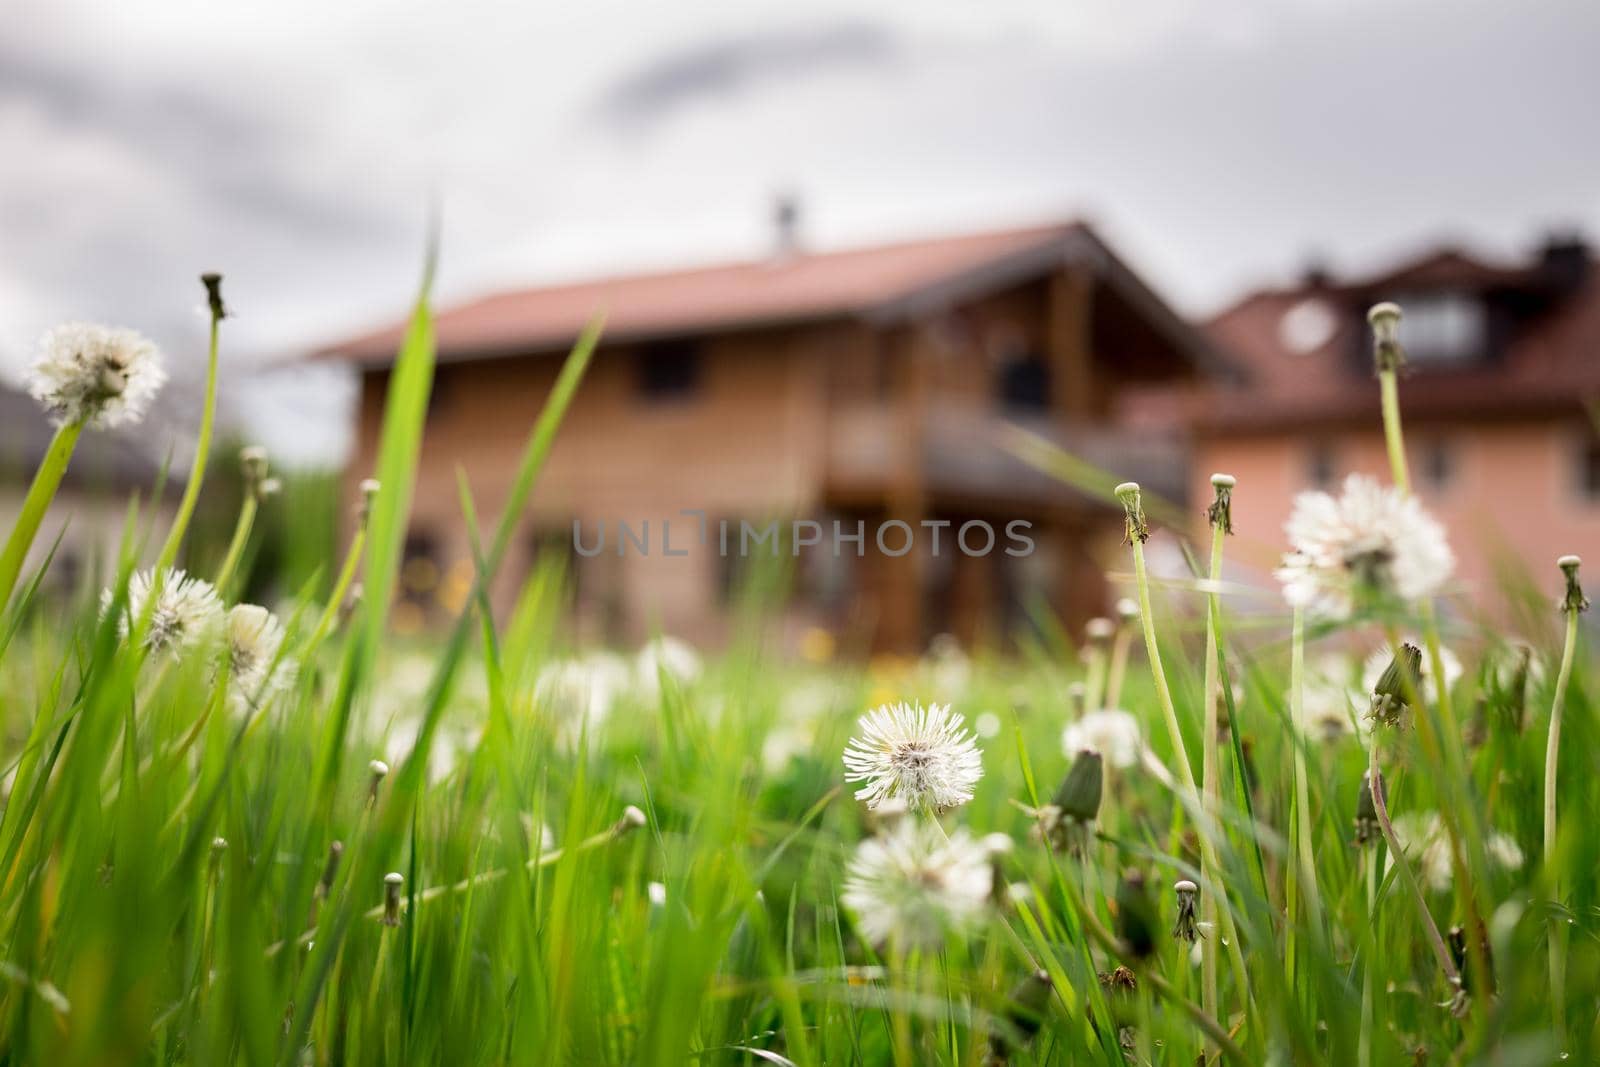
[1114,597,1139,625]
[1115,869,1158,960]
[1113,482,1148,544]
[367,759,388,803]
[987,969,1053,1064]
[1055,749,1103,822]
[1084,617,1115,645]
[382,872,404,926]
[357,478,381,527]
[618,804,649,835]
[1207,472,1236,534]
[317,840,344,898]
[1354,770,1385,847]
[1171,878,1200,943]
[983,834,1014,908]
[1370,643,1424,727]
[241,446,268,482]
[1448,923,1493,997]
[1368,301,1404,373]
[1558,555,1588,614]
[201,272,228,321]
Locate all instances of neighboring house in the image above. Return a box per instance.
[320,220,1230,652]
[0,384,175,596]
[1195,237,1600,613]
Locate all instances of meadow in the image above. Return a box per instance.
[0,271,1592,1066]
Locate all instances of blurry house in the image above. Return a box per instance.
[0,383,175,596]
[1194,236,1600,612]
[321,220,1229,652]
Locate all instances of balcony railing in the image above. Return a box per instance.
[826,403,1187,509]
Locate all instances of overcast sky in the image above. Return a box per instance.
[3,0,1597,465]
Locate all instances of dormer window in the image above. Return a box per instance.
[1393,292,1486,366]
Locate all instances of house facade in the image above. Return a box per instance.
[1194,238,1600,618]
[324,222,1227,653]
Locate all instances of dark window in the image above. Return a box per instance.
[528,526,580,603]
[636,340,702,402]
[1420,438,1456,491]
[1306,443,1337,489]
[996,351,1052,412]
[1392,292,1487,366]
[1580,437,1600,502]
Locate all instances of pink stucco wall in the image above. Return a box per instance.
[1195,417,1599,615]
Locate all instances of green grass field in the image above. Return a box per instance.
[0,275,1592,1065]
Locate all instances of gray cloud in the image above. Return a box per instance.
[595,20,900,128]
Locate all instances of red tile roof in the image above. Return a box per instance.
[1198,246,1600,432]
[319,221,1096,365]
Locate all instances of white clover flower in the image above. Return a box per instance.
[28,323,167,429]
[1061,708,1142,769]
[842,821,993,949]
[634,636,701,695]
[1389,812,1524,892]
[102,568,224,655]
[225,604,295,705]
[1275,474,1454,619]
[843,702,983,812]
[1360,641,1462,708]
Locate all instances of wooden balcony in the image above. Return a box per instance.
[825,403,1187,511]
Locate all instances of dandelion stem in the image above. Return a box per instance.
[212,493,258,597]
[1544,580,1581,1038]
[1128,525,1251,1011]
[1367,738,1459,986]
[1358,844,1378,1067]
[154,281,224,577]
[1287,606,1324,977]
[303,524,368,661]
[266,807,644,958]
[1199,511,1225,1054]
[0,420,84,614]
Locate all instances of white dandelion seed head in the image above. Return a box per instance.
[1061,708,1142,769]
[535,652,631,730]
[842,821,994,949]
[842,702,983,812]
[1360,641,1462,707]
[1275,474,1454,620]
[1388,812,1523,893]
[28,322,167,429]
[102,568,224,655]
[225,603,295,704]
[634,635,702,694]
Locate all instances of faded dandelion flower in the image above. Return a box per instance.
[1389,812,1523,892]
[841,821,993,949]
[103,568,224,655]
[225,604,294,703]
[1275,474,1454,619]
[1061,708,1141,769]
[28,323,167,429]
[1020,748,1103,855]
[843,701,983,812]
